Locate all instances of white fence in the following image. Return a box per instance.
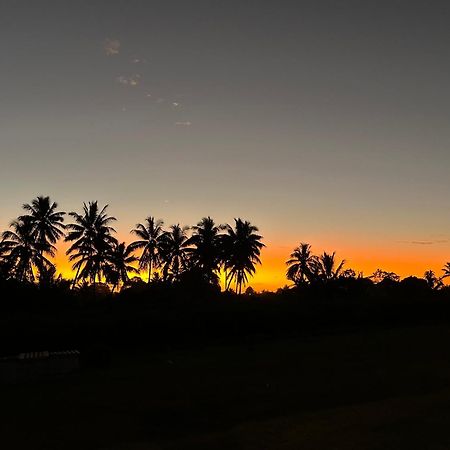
[0,350,80,383]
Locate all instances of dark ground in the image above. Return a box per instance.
[2,324,450,449]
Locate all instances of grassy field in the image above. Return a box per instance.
[2,324,450,449]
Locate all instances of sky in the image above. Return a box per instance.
[1,0,450,290]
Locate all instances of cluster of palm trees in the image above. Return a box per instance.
[285,243,350,285]
[0,196,264,294]
[286,242,450,289]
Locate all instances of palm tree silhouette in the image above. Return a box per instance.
[65,202,117,288]
[286,243,314,285]
[19,195,65,282]
[20,195,65,252]
[160,224,191,282]
[312,252,345,282]
[424,269,443,290]
[442,263,450,281]
[223,219,264,295]
[104,242,138,292]
[0,217,50,282]
[129,217,166,284]
[186,217,223,285]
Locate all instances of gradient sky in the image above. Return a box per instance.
[1,0,450,290]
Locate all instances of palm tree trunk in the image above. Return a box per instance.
[72,265,81,289]
[37,249,43,286]
[148,259,152,284]
[226,272,233,291]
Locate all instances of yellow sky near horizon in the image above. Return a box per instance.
[53,235,450,292]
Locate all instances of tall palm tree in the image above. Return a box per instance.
[0,217,50,282]
[19,195,65,282]
[20,195,65,253]
[65,201,117,287]
[129,217,166,284]
[159,224,191,282]
[286,243,314,286]
[223,219,264,295]
[104,242,138,292]
[186,216,223,285]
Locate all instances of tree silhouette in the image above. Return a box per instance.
[0,217,50,282]
[186,216,223,286]
[424,269,443,290]
[442,263,450,278]
[223,219,264,295]
[159,224,191,282]
[104,242,138,292]
[316,252,345,282]
[286,243,314,285]
[370,269,400,284]
[340,268,357,279]
[129,217,166,284]
[65,202,117,288]
[19,195,65,282]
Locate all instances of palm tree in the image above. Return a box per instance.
[424,269,443,290]
[223,219,264,295]
[442,263,450,283]
[65,201,117,288]
[0,217,50,282]
[20,195,65,252]
[159,224,191,282]
[314,252,345,282]
[286,243,314,286]
[186,216,223,285]
[19,195,65,282]
[129,217,166,284]
[104,242,138,292]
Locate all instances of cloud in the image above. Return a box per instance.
[131,57,147,64]
[103,38,120,56]
[175,121,192,126]
[398,239,449,245]
[116,74,141,86]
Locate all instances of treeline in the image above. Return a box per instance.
[2,197,450,355]
[1,195,449,297]
[0,196,264,294]
[285,242,450,291]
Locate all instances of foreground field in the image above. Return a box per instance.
[2,325,450,449]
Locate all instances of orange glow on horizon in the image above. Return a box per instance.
[53,235,450,292]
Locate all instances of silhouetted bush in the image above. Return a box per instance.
[1,276,450,356]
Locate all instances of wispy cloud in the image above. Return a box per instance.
[398,239,449,245]
[116,74,141,86]
[175,121,192,126]
[131,57,147,64]
[103,38,120,56]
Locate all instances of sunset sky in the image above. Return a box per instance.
[1,1,450,290]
